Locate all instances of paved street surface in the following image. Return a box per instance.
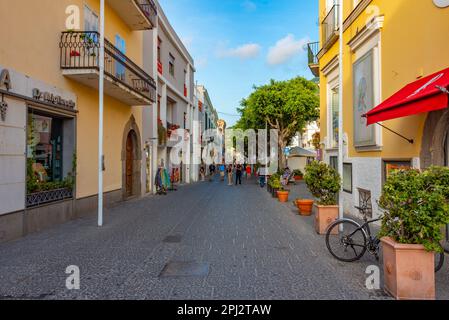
[0,177,448,300]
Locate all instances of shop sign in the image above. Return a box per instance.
[32,88,76,110]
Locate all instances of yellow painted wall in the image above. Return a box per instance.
[0,0,146,198]
[318,0,449,159]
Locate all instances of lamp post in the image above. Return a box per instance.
[98,0,105,227]
[337,0,344,226]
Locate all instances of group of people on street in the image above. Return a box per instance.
[200,163,252,186]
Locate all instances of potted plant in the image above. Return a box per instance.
[304,161,341,235]
[293,169,304,181]
[270,174,281,198]
[277,185,290,203]
[378,167,449,300]
[295,199,314,216]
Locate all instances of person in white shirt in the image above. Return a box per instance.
[257,166,268,188]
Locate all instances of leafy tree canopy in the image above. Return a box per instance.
[235,77,319,167]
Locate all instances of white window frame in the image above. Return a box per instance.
[323,57,340,151]
[348,16,384,152]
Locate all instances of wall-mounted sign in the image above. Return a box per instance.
[32,88,76,109]
[433,0,449,8]
[0,69,12,91]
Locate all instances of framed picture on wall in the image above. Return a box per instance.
[353,50,376,147]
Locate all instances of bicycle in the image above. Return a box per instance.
[325,205,445,272]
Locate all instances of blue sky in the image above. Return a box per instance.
[159,0,319,126]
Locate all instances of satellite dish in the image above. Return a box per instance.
[434,0,449,8]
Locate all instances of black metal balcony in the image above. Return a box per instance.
[60,31,156,105]
[322,5,339,49]
[107,0,157,30]
[307,42,320,77]
[136,0,157,28]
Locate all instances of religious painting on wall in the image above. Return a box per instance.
[353,50,376,147]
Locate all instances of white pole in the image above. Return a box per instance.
[98,0,105,227]
[337,0,344,225]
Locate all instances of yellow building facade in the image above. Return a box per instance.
[309,0,449,217]
[0,0,157,241]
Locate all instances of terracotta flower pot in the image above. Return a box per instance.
[277,190,289,203]
[381,237,435,300]
[272,188,279,198]
[314,204,338,235]
[294,176,303,181]
[296,199,314,216]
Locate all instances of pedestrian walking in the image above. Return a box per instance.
[246,165,252,179]
[219,164,225,182]
[227,165,234,186]
[209,163,216,182]
[235,164,243,185]
[200,165,206,182]
[257,165,267,188]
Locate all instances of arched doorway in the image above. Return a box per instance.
[121,116,142,200]
[126,131,136,197]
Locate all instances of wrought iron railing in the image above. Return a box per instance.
[60,31,156,103]
[308,42,319,66]
[136,0,158,28]
[322,5,339,47]
[26,188,73,208]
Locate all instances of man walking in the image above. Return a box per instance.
[209,163,216,182]
[235,164,243,186]
[219,163,226,182]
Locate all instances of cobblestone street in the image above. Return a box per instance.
[0,178,448,300]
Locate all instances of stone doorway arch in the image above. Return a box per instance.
[420,108,449,168]
[122,116,142,199]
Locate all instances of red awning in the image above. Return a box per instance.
[365,67,449,125]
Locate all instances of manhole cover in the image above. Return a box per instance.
[163,235,182,243]
[159,261,210,278]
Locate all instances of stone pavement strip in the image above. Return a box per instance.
[0,178,448,300]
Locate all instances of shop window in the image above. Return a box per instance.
[329,156,338,172]
[343,163,353,193]
[382,160,412,185]
[27,108,75,197]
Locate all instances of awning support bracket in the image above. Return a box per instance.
[375,122,414,144]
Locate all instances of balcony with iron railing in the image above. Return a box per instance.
[107,0,157,30]
[322,4,340,50]
[307,41,320,77]
[60,31,156,105]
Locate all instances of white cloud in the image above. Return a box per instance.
[242,0,257,11]
[267,34,308,66]
[217,43,261,60]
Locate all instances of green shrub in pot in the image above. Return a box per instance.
[378,168,449,253]
[304,161,341,206]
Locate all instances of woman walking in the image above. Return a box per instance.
[227,165,234,186]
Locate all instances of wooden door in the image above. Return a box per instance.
[126,132,134,197]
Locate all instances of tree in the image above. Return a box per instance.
[235,77,319,169]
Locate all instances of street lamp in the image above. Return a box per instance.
[98,0,105,227]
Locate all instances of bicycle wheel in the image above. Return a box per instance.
[435,251,445,273]
[326,220,367,262]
